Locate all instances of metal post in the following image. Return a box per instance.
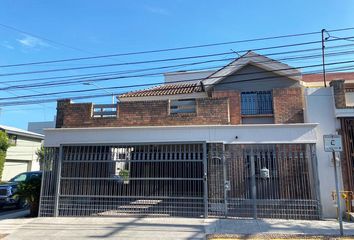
[321,29,327,87]
[222,144,228,218]
[333,151,344,236]
[203,142,208,218]
[310,144,323,219]
[250,147,257,219]
[54,146,63,217]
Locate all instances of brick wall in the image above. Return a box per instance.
[57,97,230,128]
[330,80,346,108]
[56,87,304,128]
[273,87,304,124]
[212,90,241,124]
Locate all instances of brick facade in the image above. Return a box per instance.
[330,80,347,109]
[56,87,304,128]
[57,97,230,128]
[273,87,304,124]
[212,90,241,124]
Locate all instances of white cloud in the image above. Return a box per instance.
[145,6,170,16]
[17,35,49,48]
[1,41,14,50]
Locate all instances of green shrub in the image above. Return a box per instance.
[0,131,10,181]
[13,176,41,217]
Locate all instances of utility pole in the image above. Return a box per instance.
[322,29,328,87]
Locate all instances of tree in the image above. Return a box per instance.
[35,145,45,169]
[0,131,10,181]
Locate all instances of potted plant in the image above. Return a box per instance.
[119,169,130,184]
[13,176,41,217]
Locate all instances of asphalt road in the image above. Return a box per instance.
[0,207,29,219]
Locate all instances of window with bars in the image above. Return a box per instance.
[170,99,196,114]
[241,91,273,115]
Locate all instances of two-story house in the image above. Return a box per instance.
[40,51,332,220]
[0,125,44,181]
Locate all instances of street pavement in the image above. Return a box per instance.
[1,217,354,240]
[0,207,29,220]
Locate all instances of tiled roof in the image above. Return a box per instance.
[302,72,354,82]
[119,83,203,98]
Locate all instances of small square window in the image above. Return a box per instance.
[8,135,17,146]
[170,99,196,114]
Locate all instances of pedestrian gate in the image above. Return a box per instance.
[39,143,321,219]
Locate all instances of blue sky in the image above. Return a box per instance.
[0,0,354,129]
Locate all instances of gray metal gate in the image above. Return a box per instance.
[40,142,321,219]
[207,143,321,220]
[39,143,207,217]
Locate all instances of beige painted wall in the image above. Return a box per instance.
[2,135,42,181]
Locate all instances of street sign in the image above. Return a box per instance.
[323,135,343,152]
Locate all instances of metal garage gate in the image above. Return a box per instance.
[39,143,207,217]
[40,142,321,219]
[207,143,321,220]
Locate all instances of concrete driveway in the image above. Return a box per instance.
[1,217,354,240]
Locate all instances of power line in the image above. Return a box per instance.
[1,59,354,102]
[1,36,354,77]
[3,41,354,86]
[0,51,354,91]
[0,23,95,55]
[1,26,354,68]
[3,47,354,92]
[1,64,353,107]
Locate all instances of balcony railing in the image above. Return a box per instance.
[241,91,273,115]
[93,104,117,118]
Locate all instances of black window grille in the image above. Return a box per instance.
[241,91,273,115]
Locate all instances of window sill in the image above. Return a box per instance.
[169,112,197,117]
[241,114,274,118]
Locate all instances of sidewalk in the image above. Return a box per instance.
[0,217,354,240]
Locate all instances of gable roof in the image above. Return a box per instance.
[119,82,203,98]
[118,51,302,99]
[0,125,44,139]
[201,51,301,90]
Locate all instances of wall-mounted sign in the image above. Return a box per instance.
[323,135,343,152]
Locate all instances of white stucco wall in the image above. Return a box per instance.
[304,87,343,218]
[44,123,317,147]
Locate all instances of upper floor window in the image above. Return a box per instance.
[345,87,354,107]
[170,99,196,114]
[241,91,273,115]
[8,134,17,146]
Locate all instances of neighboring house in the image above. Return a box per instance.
[40,51,342,219]
[330,79,354,204]
[302,73,354,214]
[0,125,44,181]
[28,120,55,135]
